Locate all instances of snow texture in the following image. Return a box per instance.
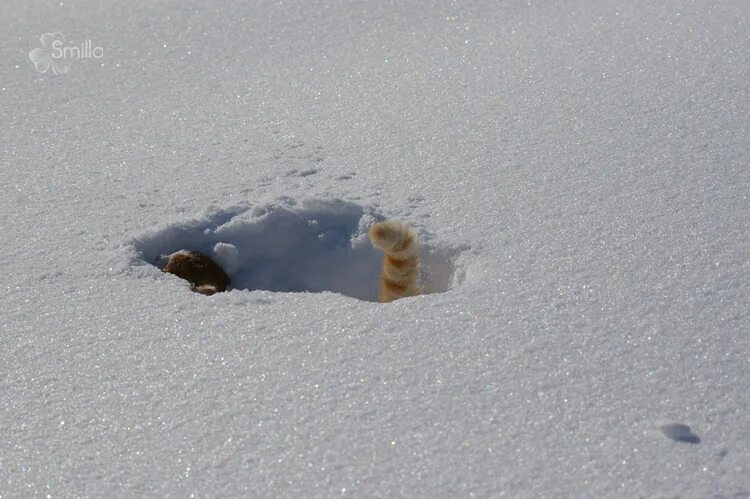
[1,0,749,497]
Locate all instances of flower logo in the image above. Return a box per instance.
[29,32,70,75]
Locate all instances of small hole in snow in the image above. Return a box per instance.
[130,198,464,302]
[660,423,701,444]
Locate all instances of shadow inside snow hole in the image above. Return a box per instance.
[132,198,465,302]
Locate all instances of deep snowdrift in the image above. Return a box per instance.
[2,0,748,497]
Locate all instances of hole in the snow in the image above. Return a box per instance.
[130,198,465,302]
[660,423,701,444]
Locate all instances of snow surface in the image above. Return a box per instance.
[2,0,749,496]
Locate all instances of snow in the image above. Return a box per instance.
[2,0,749,496]
[212,242,239,276]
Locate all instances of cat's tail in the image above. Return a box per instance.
[369,220,420,303]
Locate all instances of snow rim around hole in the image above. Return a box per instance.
[127,197,467,302]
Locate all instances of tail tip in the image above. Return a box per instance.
[369,220,415,253]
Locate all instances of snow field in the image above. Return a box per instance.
[1,0,748,496]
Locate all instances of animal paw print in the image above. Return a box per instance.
[661,423,700,444]
[269,136,326,165]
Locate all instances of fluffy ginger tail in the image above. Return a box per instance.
[369,221,420,303]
